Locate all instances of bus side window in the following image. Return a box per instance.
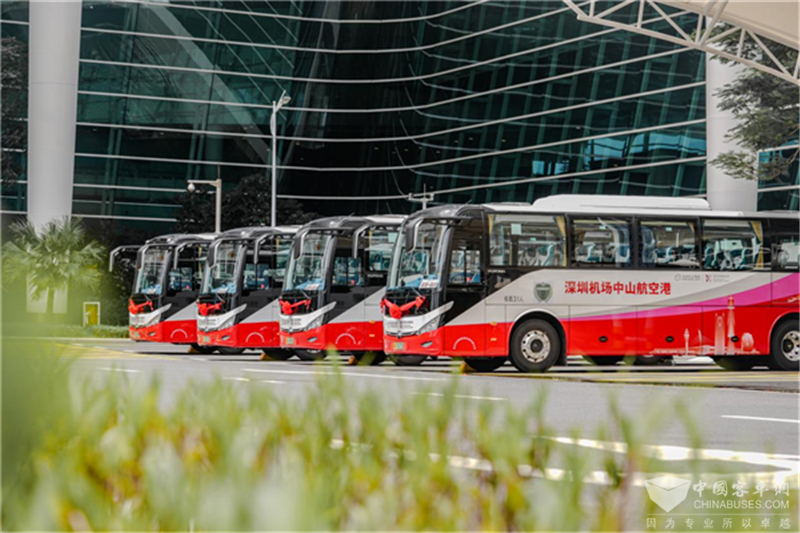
[333,256,363,287]
[572,218,632,267]
[702,219,769,271]
[639,220,698,268]
[449,247,482,284]
[489,215,566,267]
[770,219,799,271]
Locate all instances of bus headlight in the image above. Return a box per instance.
[305,315,324,331]
[218,313,237,331]
[415,315,442,335]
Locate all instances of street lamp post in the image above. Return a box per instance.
[187,165,223,233]
[270,90,292,228]
[407,185,435,211]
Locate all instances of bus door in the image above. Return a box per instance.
[328,235,366,351]
[361,228,396,350]
[164,243,206,341]
[699,218,772,356]
[444,219,487,356]
[636,218,703,357]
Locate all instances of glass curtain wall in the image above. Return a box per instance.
[3,1,714,227]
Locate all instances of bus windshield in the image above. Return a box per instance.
[202,242,242,295]
[388,222,448,289]
[284,232,332,291]
[134,247,168,295]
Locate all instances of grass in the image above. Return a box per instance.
[3,323,130,339]
[1,341,796,531]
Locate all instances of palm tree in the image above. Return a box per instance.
[3,217,105,317]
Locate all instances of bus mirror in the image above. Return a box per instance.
[109,245,140,272]
[207,241,219,269]
[173,244,188,270]
[352,226,368,258]
[405,222,419,253]
[293,231,306,260]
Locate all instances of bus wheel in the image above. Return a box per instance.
[768,320,800,371]
[388,354,426,366]
[353,351,386,365]
[295,349,326,361]
[584,356,623,366]
[261,349,294,361]
[509,319,561,373]
[190,343,216,354]
[217,347,246,355]
[625,355,670,366]
[712,356,757,371]
[463,357,506,372]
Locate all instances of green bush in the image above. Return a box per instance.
[2,345,795,531]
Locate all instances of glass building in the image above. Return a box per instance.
[1,1,795,233]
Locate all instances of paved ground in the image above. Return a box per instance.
[62,339,799,488]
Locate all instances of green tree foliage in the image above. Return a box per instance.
[175,174,319,233]
[2,218,105,316]
[712,39,799,182]
[1,36,27,185]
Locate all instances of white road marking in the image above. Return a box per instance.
[243,368,445,382]
[223,377,250,382]
[413,392,506,402]
[98,367,141,374]
[258,380,286,385]
[190,357,208,362]
[331,436,799,488]
[722,415,800,424]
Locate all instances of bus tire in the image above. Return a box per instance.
[625,355,670,366]
[768,319,800,371]
[463,357,506,372]
[261,349,294,361]
[584,356,623,366]
[509,319,561,373]
[712,356,757,371]
[388,354,426,366]
[190,343,216,354]
[353,351,386,365]
[295,349,326,361]
[217,347,246,355]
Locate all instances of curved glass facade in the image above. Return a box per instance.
[3,1,716,228]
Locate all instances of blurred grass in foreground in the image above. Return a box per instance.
[1,342,796,531]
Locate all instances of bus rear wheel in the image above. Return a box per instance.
[713,356,757,371]
[768,320,800,371]
[463,357,506,372]
[509,319,561,373]
[584,356,623,366]
[295,349,326,361]
[190,344,216,354]
[389,354,426,366]
[261,349,294,361]
[217,347,246,355]
[353,351,386,365]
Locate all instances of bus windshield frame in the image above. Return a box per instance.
[201,241,245,296]
[134,246,169,296]
[284,232,334,291]
[388,220,452,290]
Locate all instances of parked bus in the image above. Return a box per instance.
[195,226,298,358]
[382,195,799,373]
[279,215,406,363]
[126,233,214,350]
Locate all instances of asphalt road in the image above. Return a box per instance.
[64,339,799,488]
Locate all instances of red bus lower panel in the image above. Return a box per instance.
[281,321,384,352]
[130,320,196,344]
[198,322,280,348]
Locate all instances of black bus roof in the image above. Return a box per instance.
[144,233,217,246]
[298,215,405,234]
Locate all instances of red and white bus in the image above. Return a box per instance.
[279,216,404,362]
[126,233,215,349]
[195,226,297,357]
[382,195,799,373]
